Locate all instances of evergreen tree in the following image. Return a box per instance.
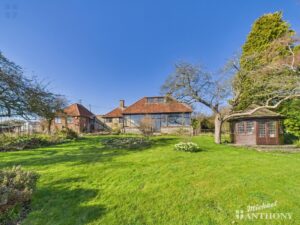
[233,12,295,110]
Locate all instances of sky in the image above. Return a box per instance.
[0,0,299,115]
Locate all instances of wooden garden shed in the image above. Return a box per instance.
[229,106,284,145]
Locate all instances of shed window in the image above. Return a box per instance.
[246,121,254,134]
[237,122,245,134]
[268,121,276,138]
[279,121,284,134]
[258,122,266,137]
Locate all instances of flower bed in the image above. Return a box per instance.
[174,142,200,152]
[101,137,152,150]
[0,129,78,152]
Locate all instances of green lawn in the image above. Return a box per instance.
[1,135,299,225]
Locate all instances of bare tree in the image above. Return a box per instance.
[137,116,154,137]
[161,63,231,144]
[35,96,67,133]
[0,52,66,122]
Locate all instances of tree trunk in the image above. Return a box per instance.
[47,119,52,134]
[214,113,222,144]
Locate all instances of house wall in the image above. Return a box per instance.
[123,113,192,134]
[160,126,193,135]
[52,116,94,133]
[124,127,141,134]
[103,118,123,130]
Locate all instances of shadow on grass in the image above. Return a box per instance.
[0,136,189,169]
[0,137,131,168]
[151,137,179,148]
[26,185,106,225]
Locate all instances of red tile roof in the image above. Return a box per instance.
[63,103,95,118]
[103,107,124,118]
[123,97,192,114]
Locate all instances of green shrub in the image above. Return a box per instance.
[295,140,300,148]
[0,166,39,225]
[283,132,298,144]
[111,127,121,135]
[101,137,151,149]
[58,128,78,140]
[174,128,191,136]
[174,142,200,152]
[0,133,70,152]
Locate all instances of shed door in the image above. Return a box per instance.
[257,121,278,145]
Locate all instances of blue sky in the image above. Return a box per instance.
[0,0,299,114]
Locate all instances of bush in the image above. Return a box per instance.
[137,117,154,137]
[0,132,72,152]
[101,137,151,149]
[174,142,200,152]
[58,128,78,140]
[295,140,300,148]
[284,132,299,144]
[0,166,39,225]
[111,127,121,135]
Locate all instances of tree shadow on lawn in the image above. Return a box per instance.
[0,141,132,169]
[0,136,183,169]
[151,137,180,148]
[26,185,106,225]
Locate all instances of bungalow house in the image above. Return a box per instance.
[101,100,126,131]
[228,105,284,145]
[103,96,193,134]
[52,103,102,133]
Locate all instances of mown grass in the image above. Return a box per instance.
[0,135,299,225]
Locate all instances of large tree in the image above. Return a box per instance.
[231,12,300,138]
[162,13,300,144]
[232,12,296,110]
[0,52,66,124]
[161,63,231,144]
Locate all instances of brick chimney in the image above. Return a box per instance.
[119,100,125,109]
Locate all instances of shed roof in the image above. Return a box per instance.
[228,104,284,121]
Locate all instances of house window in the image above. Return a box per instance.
[124,115,130,127]
[268,121,276,138]
[105,118,113,123]
[55,117,61,124]
[167,114,184,126]
[67,116,73,124]
[147,97,165,103]
[184,113,191,126]
[246,121,254,134]
[119,118,123,123]
[130,115,144,127]
[258,122,266,137]
[161,114,168,127]
[237,122,245,134]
